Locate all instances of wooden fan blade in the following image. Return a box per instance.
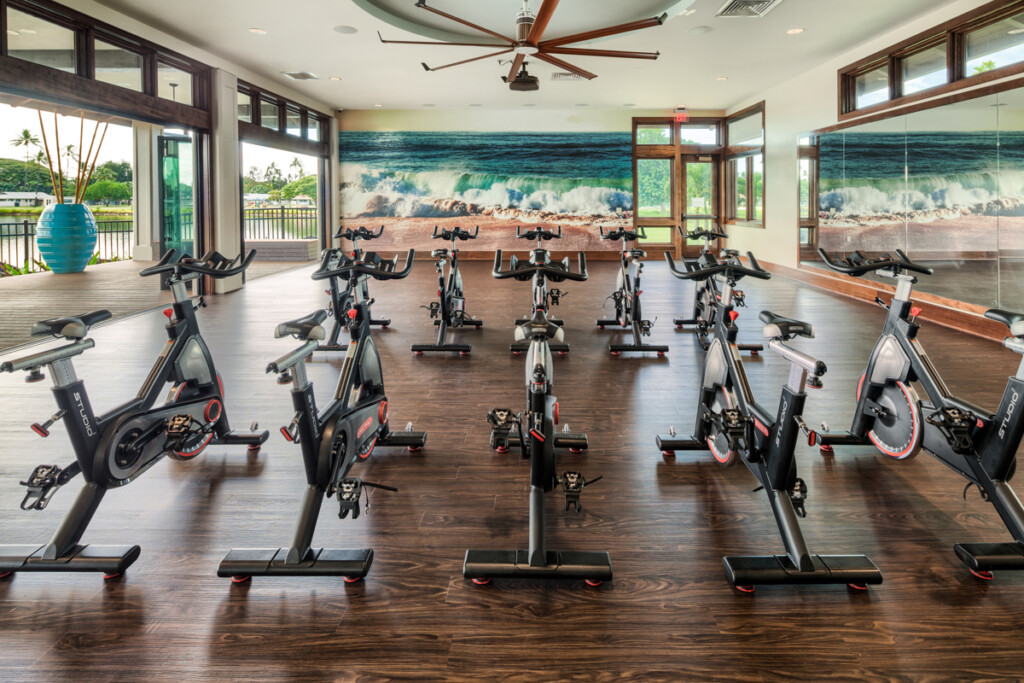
[539,13,667,49]
[416,1,515,44]
[544,46,660,60]
[505,53,525,83]
[526,0,560,44]
[533,52,596,80]
[423,48,514,72]
[378,31,507,48]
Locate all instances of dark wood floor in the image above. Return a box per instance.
[1,258,1024,681]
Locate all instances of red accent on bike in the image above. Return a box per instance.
[819,444,835,455]
[324,289,330,295]
[280,426,293,442]
[357,416,373,438]
[204,399,222,423]
[584,579,603,587]
[558,351,567,356]
[414,351,423,356]
[438,289,442,296]
[970,568,994,581]
[530,429,545,442]
[728,311,739,322]
[753,419,769,436]
[611,351,620,356]
[471,577,491,585]
[977,418,984,429]
[496,446,509,453]
[807,431,818,447]
[343,576,363,583]
[736,585,755,593]
[662,451,675,457]
[30,424,49,438]
[163,308,173,320]
[911,306,922,318]
[350,251,356,258]
[569,447,583,454]
[347,309,358,319]
[378,401,389,425]
[847,583,868,591]
[231,575,251,584]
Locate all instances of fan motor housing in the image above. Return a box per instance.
[516,9,535,42]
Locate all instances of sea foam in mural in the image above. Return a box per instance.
[340,131,632,250]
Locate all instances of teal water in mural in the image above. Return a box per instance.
[339,131,633,218]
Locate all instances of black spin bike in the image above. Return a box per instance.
[319,226,391,351]
[595,226,667,356]
[656,252,882,592]
[0,249,268,580]
[464,237,611,585]
[411,225,483,356]
[818,248,1024,581]
[219,249,426,583]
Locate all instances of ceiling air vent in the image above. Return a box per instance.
[281,71,320,81]
[715,0,785,18]
[551,72,583,81]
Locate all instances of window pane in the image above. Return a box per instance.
[158,63,192,105]
[800,227,810,245]
[855,65,889,108]
[685,161,713,216]
[94,40,143,92]
[799,158,811,219]
[636,125,671,145]
[966,11,1024,75]
[261,99,280,130]
[237,91,252,122]
[752,154,763,220]
[307,117,322,141]
[728,113,762,146]
[638,226,672,243]
[678,124,717,145]
[286,108,302,137]
[733,159,747,219]
[6,9,76,73]
[902,44,947,95]
[637,158,672,217]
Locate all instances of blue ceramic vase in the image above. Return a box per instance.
[36,203,98,274]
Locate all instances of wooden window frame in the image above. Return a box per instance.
[797,138,818,261]
[839,0,1024,119]
[724,102,765,228]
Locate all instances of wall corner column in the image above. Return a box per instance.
[210,68,242,294]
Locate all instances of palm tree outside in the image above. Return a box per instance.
[290,157,304,181]
[10,129,40,190]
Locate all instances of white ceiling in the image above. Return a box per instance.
[90,0,961,111]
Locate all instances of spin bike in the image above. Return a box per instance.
[509,226,573,355]
[0,249,269,579]
[674,218,762,355]
[220,249,427,583]
[595,226,668,356]
[465,246,610,585]
[818,248,1024,580]
[411,225,483,355]
[319,225,391,351]
[656,253,882,591]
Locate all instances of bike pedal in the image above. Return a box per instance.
[19,464,66,510]
[557,471,602,513]
[336,478,362,520]
[789,478,808,518]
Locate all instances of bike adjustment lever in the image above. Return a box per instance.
[31,409,66,438]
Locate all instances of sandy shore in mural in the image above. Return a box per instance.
[820,211,1024,256]
[339,214,629,253]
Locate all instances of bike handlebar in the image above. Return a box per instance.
[432,225,479,241]
[139,249,256,279]
[516,226,562,241]
[311,249,415,281]
[817,247,933,277]
[492,249,588,282]
[664,250,770,281]
[334,225,384,241]
[599,226,646,242]
[677,225,729,241]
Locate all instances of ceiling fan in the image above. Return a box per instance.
[378,0,666,91]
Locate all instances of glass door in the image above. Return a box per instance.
[680,155,719,257]
[159,133,197,259]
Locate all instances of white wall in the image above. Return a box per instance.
[339,108,722,132]
[723,0,1015,268]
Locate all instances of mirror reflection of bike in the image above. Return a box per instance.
[411,225,483,355]
[219,249,426,584]
[0,250,269,581]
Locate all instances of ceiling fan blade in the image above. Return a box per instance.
[539,13,667,49]
[505,53,526,83]
[422,48,514,72]
[533,52,596,80]
[377,31,508,48]
[544,46,660,60]
[526,0,560,44]
[416,1,515,45]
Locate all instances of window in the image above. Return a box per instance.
[636,125,671,145]
[902,43,948,95]
[678,124,717,145]
[966,10,1024,74]
[237,91,252,123]
[725,104,765,225]
[732,159,747,219]
[636,158,672,218]
[286,108,302,137]
[94,39,143,92]
[261,98,280,130]
[157,61,193,105]
[752,155,763,220]
[307,116,322,141]
[6,8,76,73]
[855,64,889,109]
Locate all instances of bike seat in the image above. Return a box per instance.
[514,310,563,342]
[31,310,112,340]
[986,309,1024,337]
[275,310,328,341]
[759,310,813,341]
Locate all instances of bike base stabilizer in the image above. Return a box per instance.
[463,549,612,582]
[411,343,471,354]
[723,554,882,587]
[0,543,140,574]
[954,541,1024,572]
[218,547,372,578]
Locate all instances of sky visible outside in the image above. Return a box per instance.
[0,103,132,165]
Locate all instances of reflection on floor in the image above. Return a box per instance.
[0,259,309,350]
[1,260,1023,679]
[801,258,1024,309]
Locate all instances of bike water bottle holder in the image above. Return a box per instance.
[926,407,975,454]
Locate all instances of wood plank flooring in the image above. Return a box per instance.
[1,258,1023,681]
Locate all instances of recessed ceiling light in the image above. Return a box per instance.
[333,25,358,34]
[1009,28,1024,35]
[468,103,482,107]
[522,103,536,107]
[689,25,712,34]
[717,76,728,81]
[423,103,435,107]
[20,28,36,35]
[249,28,267,34]
[329,76,342,81]
[787,28,804,35]
[7,30,19,36]
[373,104,383,107]
[623,103,635,107]
[575,103,588,107]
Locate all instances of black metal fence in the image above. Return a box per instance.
[243,207,317,240]
[0,219,134,274]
